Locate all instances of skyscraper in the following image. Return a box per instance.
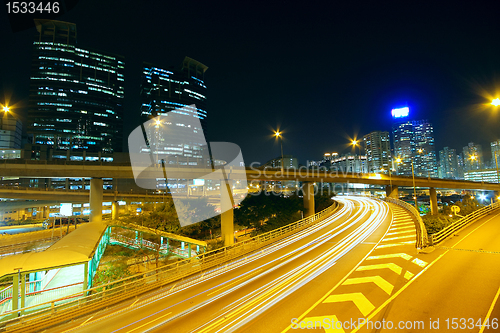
[462,142,483,171]
[491,139,500,169]
[412,120,437,177]
[392,119,437,177]
[28,20,125,153]
[363,131,391,172]
[139,58,208,165]
[439,147,459,179]
[392,121,414,176]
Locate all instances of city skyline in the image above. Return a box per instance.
[2,1,500,166]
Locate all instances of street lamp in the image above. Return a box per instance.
[2,106,10,113]
[351,139,362,174]
[274,131,284,172]
[491,98,500,107]
[395,157,418,212]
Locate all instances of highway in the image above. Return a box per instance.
[355,208,500,333]
[50,196,392,332]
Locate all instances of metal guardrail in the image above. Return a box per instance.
[430,201,500,246]
[0,201,340,331]
[384,197,429,249]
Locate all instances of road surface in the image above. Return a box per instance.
[53,196,397,333]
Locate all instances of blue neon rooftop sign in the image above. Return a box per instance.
[391,107,409,118]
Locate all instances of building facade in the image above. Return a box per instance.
[330,154,368,174]
[28,20,125,154]
[439,147,459,179]
[139,58,208,166]
[392,120,437,177]
[0,113,22,149]
[491,139,500,169]
[363,131,391,173]
[462,142,484,171]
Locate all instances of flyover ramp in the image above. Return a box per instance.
[49,197,397,332]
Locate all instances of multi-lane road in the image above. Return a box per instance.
[53,196,389,332]
[28,197,500,332]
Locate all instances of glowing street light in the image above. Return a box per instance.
[492,98,500,106]
[2,106,10,113]
[395,157,418,211]
[274,130,284,172]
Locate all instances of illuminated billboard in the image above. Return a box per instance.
[391,107,409,118]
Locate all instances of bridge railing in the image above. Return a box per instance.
[384,197,429,249]
[430,201,500,246]
[0,201,341,330]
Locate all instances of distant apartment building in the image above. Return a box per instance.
[438,147,459,179]
[491,139,500,169]
[462,142,484,171]
[363,131,391,172]
[0,112,22,149]
[263,155,298,169]
[330,153,368,174]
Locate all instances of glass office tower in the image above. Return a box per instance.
[392,120,437,177]
[28,19,125,153]
[139,57,208,166]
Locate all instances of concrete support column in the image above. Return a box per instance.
[188,243,192,258]
[385,185,399,199]
[303,182,315,217]
[89,178,103,223]
[221,208,234,247]
[42,206,48,219]
[429,187,438,215]
[111,201,119,220]
[221,179,235,247]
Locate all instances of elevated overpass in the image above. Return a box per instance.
[0,160,498,191]
[1,160,499,246]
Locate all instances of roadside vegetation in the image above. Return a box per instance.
[94,188,336,284]
[422,195,483,235]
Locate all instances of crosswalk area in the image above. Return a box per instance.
[292,204,430,332]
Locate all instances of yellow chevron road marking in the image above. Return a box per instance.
[323,293,375,316]
[356,263,402,275]
[299,316,345,332]
[375,241,414,249]
[386,229,415,236]
[391,222,414,227]
[389,225,414,231]
[383,234,416,242]
[404,271,414,280]
[411,258,428,267]
[366,253,412,261]
[342,276,394,295]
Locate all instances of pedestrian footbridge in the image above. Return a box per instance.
[0,221,206,318]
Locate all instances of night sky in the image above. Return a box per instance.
[2,0,500,165]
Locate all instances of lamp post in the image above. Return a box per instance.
[351,139,361,174]
[396,157,418,211]
[274,131,284,173]
[494,151,500,184]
